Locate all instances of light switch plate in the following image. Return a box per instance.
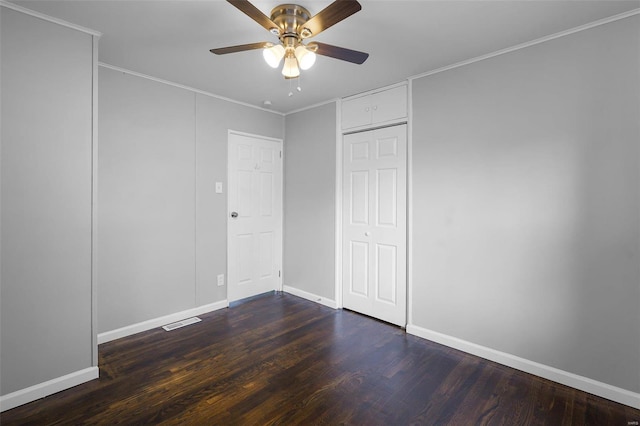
[215,182,223,193]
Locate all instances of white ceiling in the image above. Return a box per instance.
[13,0,640,113]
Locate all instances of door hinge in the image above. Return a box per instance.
[279,151,282,158]
[279,270,281,277]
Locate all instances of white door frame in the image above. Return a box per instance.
[335,88,412,327]
[335,102,344,310]
[227,130,284,302]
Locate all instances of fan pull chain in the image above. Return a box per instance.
[287,76,302,97]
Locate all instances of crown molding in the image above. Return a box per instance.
[0,1,101,37]
[410,8,640,82]
[285,98,338,116]
[99,63,284,116]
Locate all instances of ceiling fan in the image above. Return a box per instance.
[210,0,369,79]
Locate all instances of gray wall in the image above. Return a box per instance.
[411,15,639,393]
[98,69,196,331]
[1,9,94,394]
[98,67,283,332]
[283,103,337,300]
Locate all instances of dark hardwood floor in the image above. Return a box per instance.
[2,292,638,425]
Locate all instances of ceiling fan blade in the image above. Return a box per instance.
[299,0,362,39]
[210,42,272,55]
[227,0,280,34]
[309,42,369,64]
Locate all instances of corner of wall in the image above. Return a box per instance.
[283,285,338,309]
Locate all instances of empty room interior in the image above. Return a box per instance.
[1,0,639,423]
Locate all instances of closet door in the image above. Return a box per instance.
[342,125,407,326]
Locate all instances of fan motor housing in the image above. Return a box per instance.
[270,4,312,37]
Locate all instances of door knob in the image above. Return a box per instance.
[364,231,370,236]
[231,212,238,218]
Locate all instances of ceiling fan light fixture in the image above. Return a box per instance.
[263,44,285,68]
[212,0,369,81]
[282,55,300,78]
[294,45,316,70]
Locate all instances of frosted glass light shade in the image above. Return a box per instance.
[282,56,300,78]
[263,44,285,68]
[294,45,316,70]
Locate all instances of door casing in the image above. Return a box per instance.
[227,130,283,302]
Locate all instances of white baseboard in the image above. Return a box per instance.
[406,324,640,409]
[283,285,338,309]
[98,300,228,344]
[0,366,99,412]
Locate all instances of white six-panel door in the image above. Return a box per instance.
[228,132,282,302]
[342,125,407,326]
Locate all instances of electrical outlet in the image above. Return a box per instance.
[217,274,225,286]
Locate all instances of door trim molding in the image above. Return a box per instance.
[335,101,344,309]
[227,129,283,144]
[227,130,284,302]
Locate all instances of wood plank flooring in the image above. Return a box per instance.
[2,292,638,425]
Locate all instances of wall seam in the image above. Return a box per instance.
[194,93,198,306]
[406,78,413,329]
[335,100,343,308]
[90,33,99,367]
